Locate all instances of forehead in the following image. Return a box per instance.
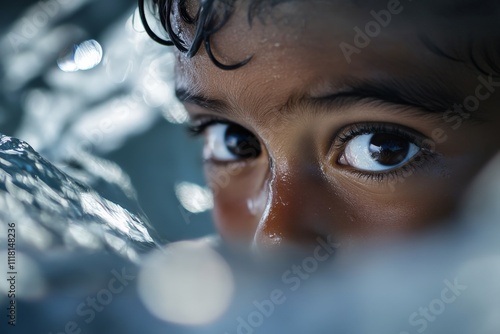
[174,0,500,113]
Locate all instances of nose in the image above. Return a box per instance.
[252,163,334,251]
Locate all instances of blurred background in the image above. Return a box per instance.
[0,0,215,242]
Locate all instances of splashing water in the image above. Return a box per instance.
[0,134,159,261]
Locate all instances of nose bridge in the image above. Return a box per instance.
[254,160,328,250]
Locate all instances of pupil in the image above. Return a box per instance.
[369,133,409,166]
[224,124,261,159]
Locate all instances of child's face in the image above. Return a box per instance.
[175,1,500,251]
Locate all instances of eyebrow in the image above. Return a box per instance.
[175,76,467,119]
[175,88,229,114]
[307,77,463,115]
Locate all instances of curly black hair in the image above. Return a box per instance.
[138,0,296,70]
[138,0,251,70]
[139,0,500,75]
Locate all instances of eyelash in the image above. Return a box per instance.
[187,117,229,137]
[348,156,434,182]
[335,123,422,147]
[334,122,437,182]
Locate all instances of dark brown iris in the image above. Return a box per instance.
[369,133,410,166]
[224,124,261,159]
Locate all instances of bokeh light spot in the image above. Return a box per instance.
[57,39,103,72]
[138,240,234,326]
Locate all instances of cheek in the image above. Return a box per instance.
[336,157,477,238]
[206,161,269,246]
[212,195,258,246]
[331,188,449,239]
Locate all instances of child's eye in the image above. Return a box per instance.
[338,133,420,172]
[202,123,262,162]
[334,123,434,179]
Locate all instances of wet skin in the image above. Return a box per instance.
[174,1,500,252]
